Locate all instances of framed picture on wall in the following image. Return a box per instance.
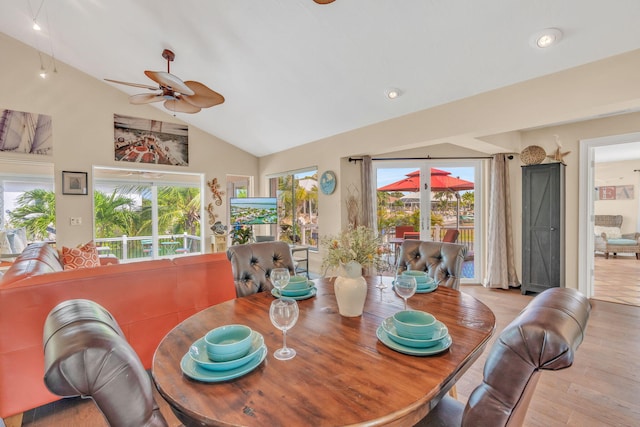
[62,171,88,195]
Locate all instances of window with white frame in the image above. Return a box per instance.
[269,168,318,250]
[93,167,203,262]
[1,161,55,253]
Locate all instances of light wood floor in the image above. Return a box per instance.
[593,254,640,307]
[4,283,640,427]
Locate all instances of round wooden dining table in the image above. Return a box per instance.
[152,277,495,427]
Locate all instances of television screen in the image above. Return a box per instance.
[230,197,278,225]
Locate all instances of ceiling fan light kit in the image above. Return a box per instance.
[105,49,224,114]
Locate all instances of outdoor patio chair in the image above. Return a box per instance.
[442,229,459,243]
[395,225,414,238]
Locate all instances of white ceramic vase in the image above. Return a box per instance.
[334,261,367,317]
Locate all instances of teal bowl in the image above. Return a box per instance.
[286,276,309,289]
[281,284,313,297]
[190,332,264,371]
[402,270,429,283]
[204,325,253,362]
[392,310,437,339]
[382,317,448,348]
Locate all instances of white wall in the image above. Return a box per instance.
[594,160,640,234]
[259,49,640,288]
[0,33,258,249]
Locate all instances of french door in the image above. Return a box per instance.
[374,160,482,283]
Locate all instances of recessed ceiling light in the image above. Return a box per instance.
[531,28,563,49]
[385,88,401,99]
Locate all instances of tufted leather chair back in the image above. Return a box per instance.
[43,299,168,427]
[416,287,590,427]
[396,240,466,290]
[226,241,296,297]
[462,287,590,426]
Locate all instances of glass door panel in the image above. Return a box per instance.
[375,160,481,283]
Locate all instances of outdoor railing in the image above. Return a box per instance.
[381,225,474,255]
[94,233,202,262]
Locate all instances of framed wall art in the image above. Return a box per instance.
[62,171,88,195]
[113,114,188,166]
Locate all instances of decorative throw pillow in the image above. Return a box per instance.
[62,240,100,270]
[594,226,622,239]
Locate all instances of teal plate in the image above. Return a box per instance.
[416,283,438,294]
[189,331,264,371]
[376,326,452,356]
[380,317,448,348]
[271,286,317,300]
[181,346,267,382]
[392,282,438,294]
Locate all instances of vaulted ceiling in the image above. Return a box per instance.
[2,0,640,157]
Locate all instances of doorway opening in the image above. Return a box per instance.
[579,133,640,306]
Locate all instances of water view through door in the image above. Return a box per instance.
[374,160,481,283]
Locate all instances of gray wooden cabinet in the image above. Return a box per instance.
[521,163,565,294]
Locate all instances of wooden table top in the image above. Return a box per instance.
[152,277,495,427]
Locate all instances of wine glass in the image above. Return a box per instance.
[269,298,299,360]
[375,259,389,300]
[394,275,417,310]
[271,268,291,297]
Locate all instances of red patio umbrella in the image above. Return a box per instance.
[377,169,474,192]
[377,169,474,229]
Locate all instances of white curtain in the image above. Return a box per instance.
[484,154,520,289]
[360,155,376,232]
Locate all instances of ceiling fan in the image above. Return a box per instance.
[314,0,336,4]
[105,49,224,114]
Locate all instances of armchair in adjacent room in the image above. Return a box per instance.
[594,215,640,259]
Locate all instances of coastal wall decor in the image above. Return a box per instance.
[519,145,546,165]
[206,177,225,225]
[0,108,53,155]
[113,114,188,166]
[595,185,634,201]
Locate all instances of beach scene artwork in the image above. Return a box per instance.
[0,108,53,155]
[114,114,188,166]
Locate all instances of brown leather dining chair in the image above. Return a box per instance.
[43,299,169,427]
[415,287,591,427]
[226,240,296,297]
[396,240,467,290]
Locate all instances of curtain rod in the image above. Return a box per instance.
[348,155,513,164]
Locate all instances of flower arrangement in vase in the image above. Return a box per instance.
[321,226,382,317]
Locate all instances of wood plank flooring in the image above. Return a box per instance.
[4,283,639,427]
[593,254,640,306]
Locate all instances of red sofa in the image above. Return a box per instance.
[0,243,237,426]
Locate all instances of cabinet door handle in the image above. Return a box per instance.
[550,227,556,231]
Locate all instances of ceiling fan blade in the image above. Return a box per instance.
[129,93,165,104]
[182,81,225,108]
[314,0,336,3]
[145,71,195,96]
[104,78,159,91]
[164,98,201,114]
